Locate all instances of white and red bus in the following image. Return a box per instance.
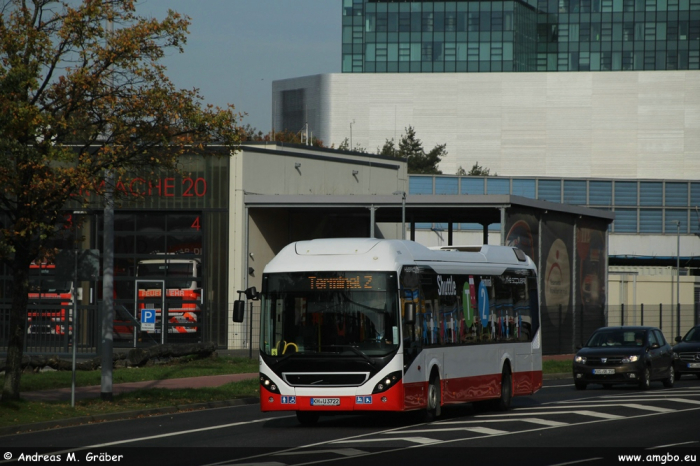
[248,238,542,425]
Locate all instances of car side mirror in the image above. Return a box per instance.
[675,336,682,343]
[404,302,415,324]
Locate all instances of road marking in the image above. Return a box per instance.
[333,437,441,445]
[620,403,675,413]
[519,418,570,427]
[383,427,508,435]
[277,448,366,457]
[480,410,625,420]
[548,458,604,466]
[646,441,699,449]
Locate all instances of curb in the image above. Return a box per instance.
[0,397,259,437]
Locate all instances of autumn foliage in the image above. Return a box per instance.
[0,0,241,400]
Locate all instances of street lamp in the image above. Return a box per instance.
[675,220,681,338]
[393,191,406,240]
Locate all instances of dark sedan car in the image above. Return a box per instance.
[673,325,700,380]
[573,326,674,390]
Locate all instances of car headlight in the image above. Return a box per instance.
[621,355,639,363]
[575,355,586,364]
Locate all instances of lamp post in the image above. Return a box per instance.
[676,220,681,338]
[393,191,406,240]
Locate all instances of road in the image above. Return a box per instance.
[2,378,699,466]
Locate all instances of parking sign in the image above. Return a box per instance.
[141,309,156,332]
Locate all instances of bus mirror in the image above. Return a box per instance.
[245,286,260,301]
[404,302,415,324]
[232,300,246,323]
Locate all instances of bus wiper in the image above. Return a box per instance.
[329,345,375,365]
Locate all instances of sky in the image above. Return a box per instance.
[141,0,341,133]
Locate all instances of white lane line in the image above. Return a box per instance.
[647,441,699,449]
[333,437,441,445]
[277,448,367,457]
[620,403,675,413]
[480,410,625,420]
[383,427,509,435]
[519,418,570,427]
[547,458,604,466]
[435,417,569,427]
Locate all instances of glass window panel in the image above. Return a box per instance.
[512,179,536,198]
[461,177,485,194]
[614,181,638,205]
[665,210,688,233]
[486,178,510,194]
[564,180,587,204]
[435,177,459,194]
[691,182,700,207]
[614,208,637,232]
[409,176,434,194]
[639,209,662,233]
[538,179,562,202]
[665,182,688,206]
[640,181,663,206]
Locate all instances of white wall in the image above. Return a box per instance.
[273,71,700,179]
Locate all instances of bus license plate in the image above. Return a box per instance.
[310,398,340,406]
[687,363,700,369]
[593,369,615,375]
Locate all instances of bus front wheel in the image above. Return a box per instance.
[423,374,441,422]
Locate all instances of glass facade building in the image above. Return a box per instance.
[409,175,700,236]
[343,0,700,73]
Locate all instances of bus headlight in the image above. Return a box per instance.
[372,371,402,394]
[260,373,280,394]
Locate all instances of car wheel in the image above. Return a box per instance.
[575,381,587,390]
[662,366,674,388]
[639,366,651,390]
[296,411,320,426]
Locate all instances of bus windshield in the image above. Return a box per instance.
[260,271,399,358]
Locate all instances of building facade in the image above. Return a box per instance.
[343,0,700,73]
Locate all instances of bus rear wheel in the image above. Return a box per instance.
[296,411,320,426]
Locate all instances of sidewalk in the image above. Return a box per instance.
[21,373,258,402]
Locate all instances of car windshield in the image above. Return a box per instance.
[586,329,645,348]
[681,327,700,343]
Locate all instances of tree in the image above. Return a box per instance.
[239,124,325,147]
[0,0,241,400]
[383,126,444,174]
[460,161,496,176]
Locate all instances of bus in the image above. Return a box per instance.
[239,238,542,425]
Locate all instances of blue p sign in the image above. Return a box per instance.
[141,309,155,324]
